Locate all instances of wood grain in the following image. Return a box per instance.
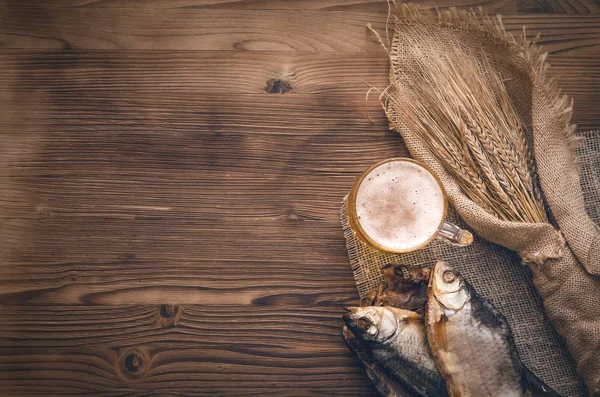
[0,7,599,54]
[0,92,402,304]
[3,0,600,14]
[0,305,376,396]
[0,51,596,128]
[0,51,598,92]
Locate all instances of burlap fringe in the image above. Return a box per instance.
[340,196,366,294]
[382,2,580,154]
[520,231,566,266]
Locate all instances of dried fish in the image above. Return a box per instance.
[342,326,414,397]
[345,260,562,397]
[344,306,448,397]
[426,261,556,397]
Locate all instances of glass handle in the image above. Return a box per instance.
[437,221,473,246]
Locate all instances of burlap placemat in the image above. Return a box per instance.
[340,130,599,397]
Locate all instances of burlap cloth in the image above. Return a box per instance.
[340,5,600,396]
[341,129,599,397]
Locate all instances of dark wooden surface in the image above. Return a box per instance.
[0,1,598,396]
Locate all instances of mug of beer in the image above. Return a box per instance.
[347,158,473,254]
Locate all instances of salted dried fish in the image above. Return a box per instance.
[426,260,557,397]
[346,260,562,396]
[344,306,448,397]
[342,326,414,397]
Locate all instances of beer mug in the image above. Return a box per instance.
[347,158,473,254]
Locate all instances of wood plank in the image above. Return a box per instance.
[3,0,600,14]
[0,305,375,396]
[0,7,598,54]
[0,52,597,129]
[0,51,598,95]
[0,51,388,95]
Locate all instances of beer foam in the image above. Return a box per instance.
[355,160,445,251]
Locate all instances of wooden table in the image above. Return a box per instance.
[0,1,598,395]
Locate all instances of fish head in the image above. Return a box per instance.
[343,306,399,344]
[429,260,470,312]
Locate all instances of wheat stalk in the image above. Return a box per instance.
[384,45,547,224]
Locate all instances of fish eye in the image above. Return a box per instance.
[442,269,456,283]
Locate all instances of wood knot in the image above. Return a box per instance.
[159,304,178,318]
[157,304,180,328]
[117,348,150,380]
[284,209,302,221]
[125,353,143,373]
[265,78,292,94]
